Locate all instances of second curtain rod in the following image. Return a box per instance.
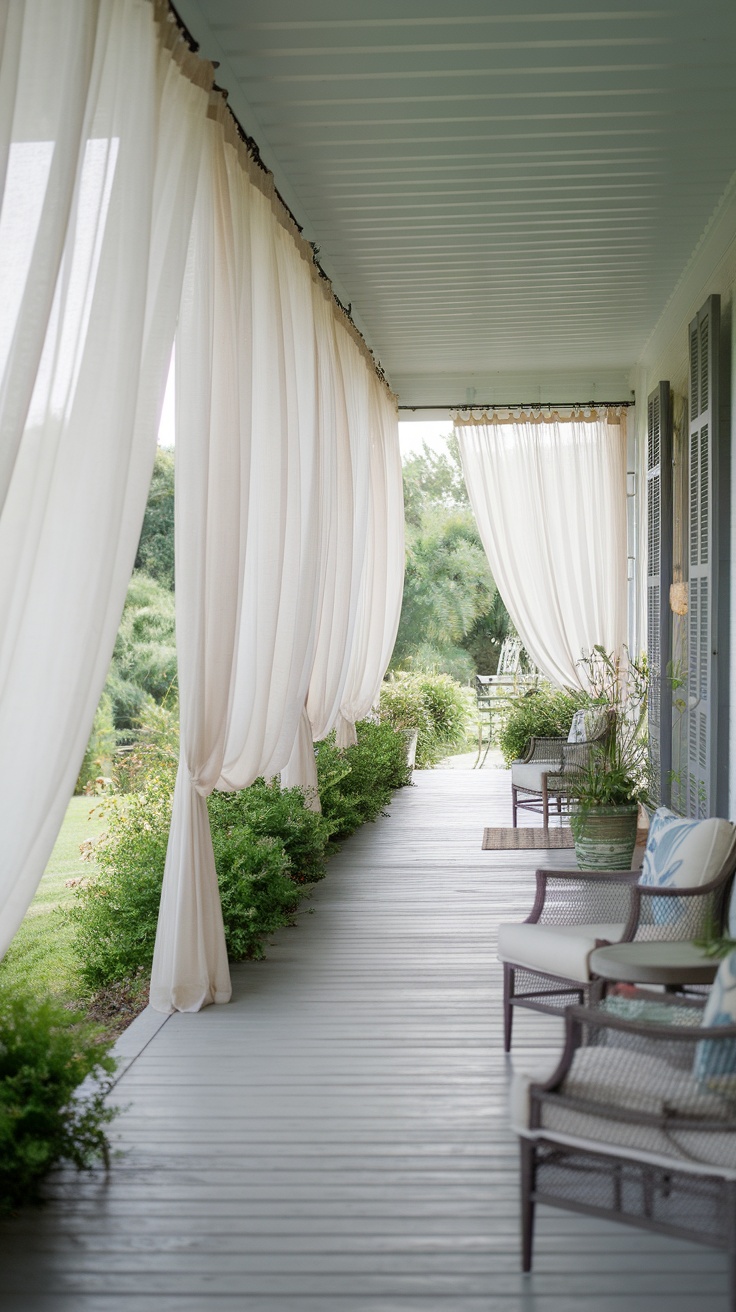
[399,401,634,411]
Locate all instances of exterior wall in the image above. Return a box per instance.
[631,183,736,817]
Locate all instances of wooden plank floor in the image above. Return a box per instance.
[0,768,729,1310]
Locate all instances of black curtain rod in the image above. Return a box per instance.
[399,400,634,411]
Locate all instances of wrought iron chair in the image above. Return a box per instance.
[510,708,609,828]
[512,993,736,1308]
[498,815,736,1052]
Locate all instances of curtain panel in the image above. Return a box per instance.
[455,415,627,688]
[0,0,211,957]
[150,100,403,1013]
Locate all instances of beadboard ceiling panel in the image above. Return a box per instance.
[174,0,736,405]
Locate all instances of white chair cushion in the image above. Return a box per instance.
[497,920,626,982]
[638,807,735,893]
[510,1047,736,1178]
[511,761,556,792]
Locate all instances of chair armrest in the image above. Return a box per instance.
[522,735,565,765]
[626,876,732,942]
[529,1003,736,1133]
[526,867,639,926]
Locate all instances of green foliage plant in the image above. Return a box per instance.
[135,448,175,590]
[498,683,589,766]
[71,720,412,989]
[75,692,116,795]
[568,647,652,809]
[315,720,411,837]
[0,985,117,1213]
[380,671,475,768]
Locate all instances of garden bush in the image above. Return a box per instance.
[316,719,411,837]
[0,985,116,1213]
[497,683,590,765]
[379,671,473,767]
[71,720,411,989]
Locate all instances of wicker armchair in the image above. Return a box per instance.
[510,711,609,828]
[498,829,736,1051]
[513,995,736,1307]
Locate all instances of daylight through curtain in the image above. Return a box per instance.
[0,0,210,958]
[455,414,628,688]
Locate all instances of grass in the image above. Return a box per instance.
[0,797,106,1001]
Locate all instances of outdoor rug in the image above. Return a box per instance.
[482,827,574,850]
[482,826,649,852]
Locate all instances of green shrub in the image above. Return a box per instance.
[379,671,473,767]
[208,779,332,886]
[75,692,116,795]
[0,986,116,1213]
[316,719,411,837]
[497,683,590,765]
[71,721,411,989]
[69,770,174,992]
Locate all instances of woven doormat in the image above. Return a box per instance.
[482,827,574,850]
[482,826,649,852]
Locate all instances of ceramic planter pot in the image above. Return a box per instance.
[571,802,639,871]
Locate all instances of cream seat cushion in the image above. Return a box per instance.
[510,1047,736,1179]
[497,920,626,982]
[510,761,557,792]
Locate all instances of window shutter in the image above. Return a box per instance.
[646,382,672,806]
[686,295,722,818]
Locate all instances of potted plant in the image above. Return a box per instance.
[567,647,651,871]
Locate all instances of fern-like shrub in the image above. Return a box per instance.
[379,671,473,767]
[71,722,411,989]
[0,986,117,1213]
[497,684,589,765]
[316,720,412,837]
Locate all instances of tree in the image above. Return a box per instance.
[135,448,175,590]
[105,571,177,732]
[391,435,511,681]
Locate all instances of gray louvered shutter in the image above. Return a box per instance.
[646,382,672,806]
[686,296,721,818]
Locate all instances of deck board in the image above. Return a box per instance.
[0,768,728,1310]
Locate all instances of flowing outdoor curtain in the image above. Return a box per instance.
[149,102,324,1014]
[335,378,404,748]
[279,295,356,806]
[0,0,210,958]
[455,415,628,689]
[279,306,377,802]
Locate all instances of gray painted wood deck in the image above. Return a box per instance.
[0,768,729,1310]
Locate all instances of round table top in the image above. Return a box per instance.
[589,940,719,985]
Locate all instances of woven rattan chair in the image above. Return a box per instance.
[510,710,609,828]
[498,825,736,1052]
[512,995,736,1307]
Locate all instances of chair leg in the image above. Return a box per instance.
[541,776,549,828]
[512,784,518,827]
[503,963,514,1052]
[521,1137,536,1273]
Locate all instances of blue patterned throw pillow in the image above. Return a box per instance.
[694,950,736,1088]
[638,809,735,924]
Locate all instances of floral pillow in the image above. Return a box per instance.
[638,808,735,925]
[567,708,608,744]
[694,950,736,1088]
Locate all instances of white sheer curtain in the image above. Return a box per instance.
[150,104,325,1014]
[456,414,628,689]
[336,379,405,748]
[0,1,209,957]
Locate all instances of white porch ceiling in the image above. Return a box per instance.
[174,0,736,406]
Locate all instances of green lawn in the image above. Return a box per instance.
[0,797,106,1001]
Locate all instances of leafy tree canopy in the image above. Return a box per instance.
[391,434,510,682]
[135,448,175,590]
